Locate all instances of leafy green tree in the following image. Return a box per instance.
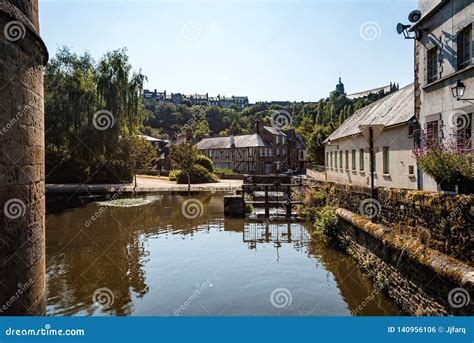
[307,126,333,164]
[123,135,157,190]
[296,116,315,145]
[204,106,226,135]
[191,120,211,141]
[170,143,198,193]
[45,47,148,183]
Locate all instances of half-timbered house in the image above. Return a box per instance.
[195,123,306,174]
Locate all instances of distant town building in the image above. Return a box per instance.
[346,82,399,100]
[324,84,418,190]
[195,122,306,174]
[412,0,473,192]
[144,89,249,109]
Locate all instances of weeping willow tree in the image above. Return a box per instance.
[45,47,151,183]
[94,49,148,159]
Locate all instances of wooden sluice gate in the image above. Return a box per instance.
[242,175,305,218]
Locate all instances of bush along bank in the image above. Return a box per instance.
[168,152,219,184]
[303,186,474,316]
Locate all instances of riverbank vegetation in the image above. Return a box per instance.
[45,47,154,184]
[170,143,218,192]
[301,189,339,237]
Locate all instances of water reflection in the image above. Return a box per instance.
[242,222,311,260]
[45,194,402,316]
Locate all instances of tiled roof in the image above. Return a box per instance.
[195,134,271,150]
[347,84,392,99]
[263,126,286,136]
[326,84,414,142]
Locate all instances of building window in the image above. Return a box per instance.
[335,152,338,169]
[345,151,349,171]
[408,122,415,137]
[359,149,364,171]
[426,120,439,147]
[383,147,390,175]
[456,113,472,149]
[326,153,329,167]
[457,24,472,70]
[248,148,253,158]
[408,165,415,176]
[339,151,343,170]
[330,152,333,168]
[351,150,356,171]
[427,46,439,83]
[371,149,376,173]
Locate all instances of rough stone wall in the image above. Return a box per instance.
[334,208,473,316]
[309,181,473,264]
[0,0,48,315]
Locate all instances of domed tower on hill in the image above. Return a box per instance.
[335,77,345,95]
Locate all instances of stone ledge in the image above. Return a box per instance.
[335,207,474,289]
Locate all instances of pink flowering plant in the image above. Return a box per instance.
[413,133,473,185]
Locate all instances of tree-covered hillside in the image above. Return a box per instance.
[144,89,391,165]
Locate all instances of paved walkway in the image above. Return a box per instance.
[46,175,243,194]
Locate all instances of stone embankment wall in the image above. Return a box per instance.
[335,208,473,316]
[0,0,48,315]
[310,181,473,264]
[308,181,473,315]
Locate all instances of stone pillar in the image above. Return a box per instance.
[0,0,48,315]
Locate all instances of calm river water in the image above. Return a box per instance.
[45,193,402,316]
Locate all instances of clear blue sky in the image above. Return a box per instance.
[39,0,417,102]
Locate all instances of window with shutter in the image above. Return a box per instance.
[457,24,472,70]
[427,47,439,83]
[352,150,356,171]
[456,113,472,149]
[426,120,439,147]
[383,147,390,175]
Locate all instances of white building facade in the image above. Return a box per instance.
[325,85,419,190]
[413,0,473,191]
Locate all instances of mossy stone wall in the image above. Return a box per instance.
[310,181,473,264]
